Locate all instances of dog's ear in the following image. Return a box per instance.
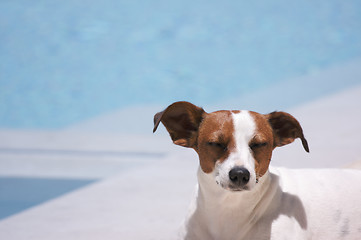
[265,111,309,152]
[153,101,206,148]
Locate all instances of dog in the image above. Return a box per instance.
[153,101,361,240]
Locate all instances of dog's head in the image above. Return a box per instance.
[153,101,309,191]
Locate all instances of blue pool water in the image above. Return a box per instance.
[0,177,96,220]
[1,1,361,128]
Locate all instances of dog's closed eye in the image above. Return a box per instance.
[207,142,228,151]
[249,142,268,150]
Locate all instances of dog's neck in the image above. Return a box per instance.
[190,168,278,239]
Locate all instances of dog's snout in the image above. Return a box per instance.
[229,167,250,186]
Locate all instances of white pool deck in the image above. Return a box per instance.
[1,80,361,238]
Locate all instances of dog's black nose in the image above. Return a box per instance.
[229,167,250,186]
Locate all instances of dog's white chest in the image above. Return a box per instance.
[181,168,361,240]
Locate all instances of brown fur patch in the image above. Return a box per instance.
[249,112,275,178]
[153,101,205,148]
[196,111,236,173]
[265,111,309,152]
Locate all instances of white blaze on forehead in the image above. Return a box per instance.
[232,111,257,145]
[231,111,256,166]
[230,111,257,183]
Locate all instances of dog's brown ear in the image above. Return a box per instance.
[153,101,206,148]
[266,111,309,152]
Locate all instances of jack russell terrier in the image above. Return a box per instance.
[153,101,361,240]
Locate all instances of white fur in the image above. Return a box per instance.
[181,167,361,240]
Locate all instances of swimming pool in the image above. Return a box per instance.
[1,0,361,128]
[0,177,95,220]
